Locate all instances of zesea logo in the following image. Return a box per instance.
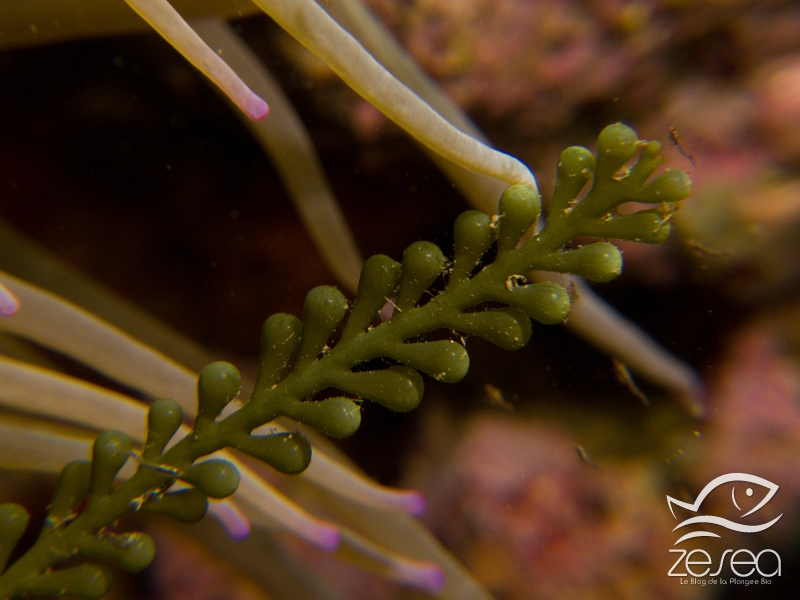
[667,473,782,586]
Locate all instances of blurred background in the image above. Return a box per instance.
[1,1,800,598]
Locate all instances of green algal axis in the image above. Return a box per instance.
[0,123,689,599]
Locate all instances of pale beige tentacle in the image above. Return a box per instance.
[563,279,706,417]
[191,17,364,293]
[0,357,338,549]
[0,271,427,513]
[259,0,538,188]
[0,361,449,590]
[122,0,268,120]
[317,0,705,411]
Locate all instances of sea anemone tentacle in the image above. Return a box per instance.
[122,0,268,120]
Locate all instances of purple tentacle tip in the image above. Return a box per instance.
[244,96,269,121]
[405,490,427,516]
[423,567,446,594]
[314,523,341,551]
[0,282,20,316]
[210,501,251,540]
[404,562,446,593]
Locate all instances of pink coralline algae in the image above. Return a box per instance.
[363,0,648,136]
[407,415,706,600]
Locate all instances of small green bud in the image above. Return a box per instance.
[342,255,402,342]
[538,243,623,282]
[182,459,240,498]
[551,146,595,215]
[331,366,424,412]
[197,362,241,425]
[395,241,447,311]
[596,123,639,175]
[593,210,672,244]
[282,397,361,439]
[235,431,312,474]
[452,211,495,284]
[79,532,155,572]
[635,168,692,204]
[497,281,571,325]
[643,139,662,154]
[0,503,29,570]
[255,313,303,391]
[144,398,184,461]
[49,461,92,524]
[497,185,541,256]
[90,431,132,505]
[296,286,348,369]
[27,564,111,599]
[629,140,667,186]
[558,146,596,178]
[141,488,208,522]
[386,340,469,383]
[447,307,532,350]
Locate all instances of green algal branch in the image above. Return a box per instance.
[0,123,690,599]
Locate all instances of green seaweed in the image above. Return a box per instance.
[0,123,689,599]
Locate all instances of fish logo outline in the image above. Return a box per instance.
[667,473,783,545]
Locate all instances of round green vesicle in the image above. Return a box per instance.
[595,210,672,244]
[92,431,132,474]
[448,307,532,350]
[79,532,155,573]
[197,362,241,423]
[182,459,240,499]
[558,145,596,178]
[551,146,595,215]
[497,185,541,256]
[27,565,111,599]
[553,243,623,282]
[296,286,348,368]
[89,431,132,505]
[342,254,402,341]
[596,123,639,171]
[356,254,403,301]
[636,168,692,204]
[283,397,361,439]
[331,366,424,412]
[451,211,495,283]
[235,431,312,474]
[141,488,208,523]
[386,340,469,383]
[395,241,447,311]
[144,398,184,460]
[502,281,571,325]
[48,461,92,524]
[0,504,29,570]
[112,534,156,572]
[303,286,348,333]
[255,313,304,390]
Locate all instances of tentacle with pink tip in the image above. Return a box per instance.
[0,356,340,548]
[0,281,19,316]
[121,0,268,120]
